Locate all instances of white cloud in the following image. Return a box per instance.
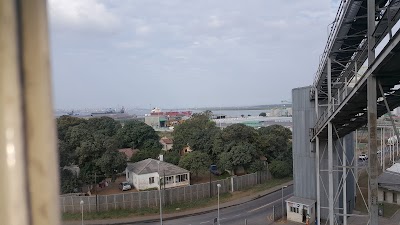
[135,25,152,35]
[208,15,225,28]
[48,0,119,32]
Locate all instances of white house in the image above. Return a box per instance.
[378,164,400,205]
[286,196,316,224]
[125,158,190,191]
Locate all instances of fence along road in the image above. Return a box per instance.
[61,171,270,213]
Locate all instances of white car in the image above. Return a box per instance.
[119,181,132,191]
[359,154,368,160]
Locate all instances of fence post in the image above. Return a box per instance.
[231,176,234,192]
[273,205,275,221]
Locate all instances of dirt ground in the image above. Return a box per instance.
[95,176,138,195]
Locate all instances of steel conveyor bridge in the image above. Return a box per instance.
[309,0,400,225]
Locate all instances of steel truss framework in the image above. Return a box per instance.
[312,0,400,225]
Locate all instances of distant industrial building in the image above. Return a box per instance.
[144,108,192,128]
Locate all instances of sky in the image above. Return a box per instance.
[48,0,339,109]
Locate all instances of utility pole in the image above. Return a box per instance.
[367,0,378,224]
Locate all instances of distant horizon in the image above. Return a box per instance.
[54,102,292,111]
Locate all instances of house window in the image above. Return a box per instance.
[394,193,397,203]
[165,176,174,184]
[149,177,155,184]
[176,174,188,183]
[290,206,299,213]
[383,191,386,201]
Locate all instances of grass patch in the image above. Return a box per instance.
[382,203,400,218]
[62,193,233,221]
[63,176,292,221]
[354,169,399,218]
[62,208,159,221]
[251,177,293,193]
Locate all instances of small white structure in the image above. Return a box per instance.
[160,137,173,151]
[378,164,400,205]
[286,196,316,224]
[125,158,190,191]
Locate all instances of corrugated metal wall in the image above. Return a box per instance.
[292,86,355,221]
[292,86,317,200]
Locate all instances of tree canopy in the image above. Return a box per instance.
[213,124,261,173]
[57,116,161,193]
[116,120,159,149]
[178,151,211,177]
[172,113,219,155]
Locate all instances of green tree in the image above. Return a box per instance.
[218,142,258,173]
[86,116,121,136]
[116,120,159,149]
[213,124,260,162]
[60,169,80,194]
[257,125,292,171]
[75,134,123,184]
[269,160,291,178]
[173,113,219,156]
[179,151,211,177]
[258,125,291,139]
[57,116,86,140]
[96,149,127,182]
[163,151,181,165]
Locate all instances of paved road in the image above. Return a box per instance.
[128,185,294,225]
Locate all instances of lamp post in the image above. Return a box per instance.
[157,161,163,225]
[217,183,221,225]
[80,200,84,225]
[281,185,287,219]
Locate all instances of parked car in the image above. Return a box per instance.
[119,181,132,191]
[210,165,221,176]
[358,154,368,160]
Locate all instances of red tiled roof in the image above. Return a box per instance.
[161,137,173,144]
[118,148,138,159]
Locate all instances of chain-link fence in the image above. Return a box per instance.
[273,203,287,221]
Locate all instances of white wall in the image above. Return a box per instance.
[136,172,160,190]
[286,202,315,224]
[126,170,190,190]
[378,188,400,205]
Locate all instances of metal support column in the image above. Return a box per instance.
[355,130,358,199]
[343,138,347,225]
[328,57,334,225]
[315,87,321,225]
[367,0,378,224]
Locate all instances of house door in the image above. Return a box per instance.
[302,206,308,223]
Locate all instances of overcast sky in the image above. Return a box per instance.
[48,0,338,109]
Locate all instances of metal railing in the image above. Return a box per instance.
[313,0,350,88]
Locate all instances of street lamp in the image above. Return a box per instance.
[281,185,288,219]
[217,183,221,225]
[80,200,84,225]
[157,161,163,225]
